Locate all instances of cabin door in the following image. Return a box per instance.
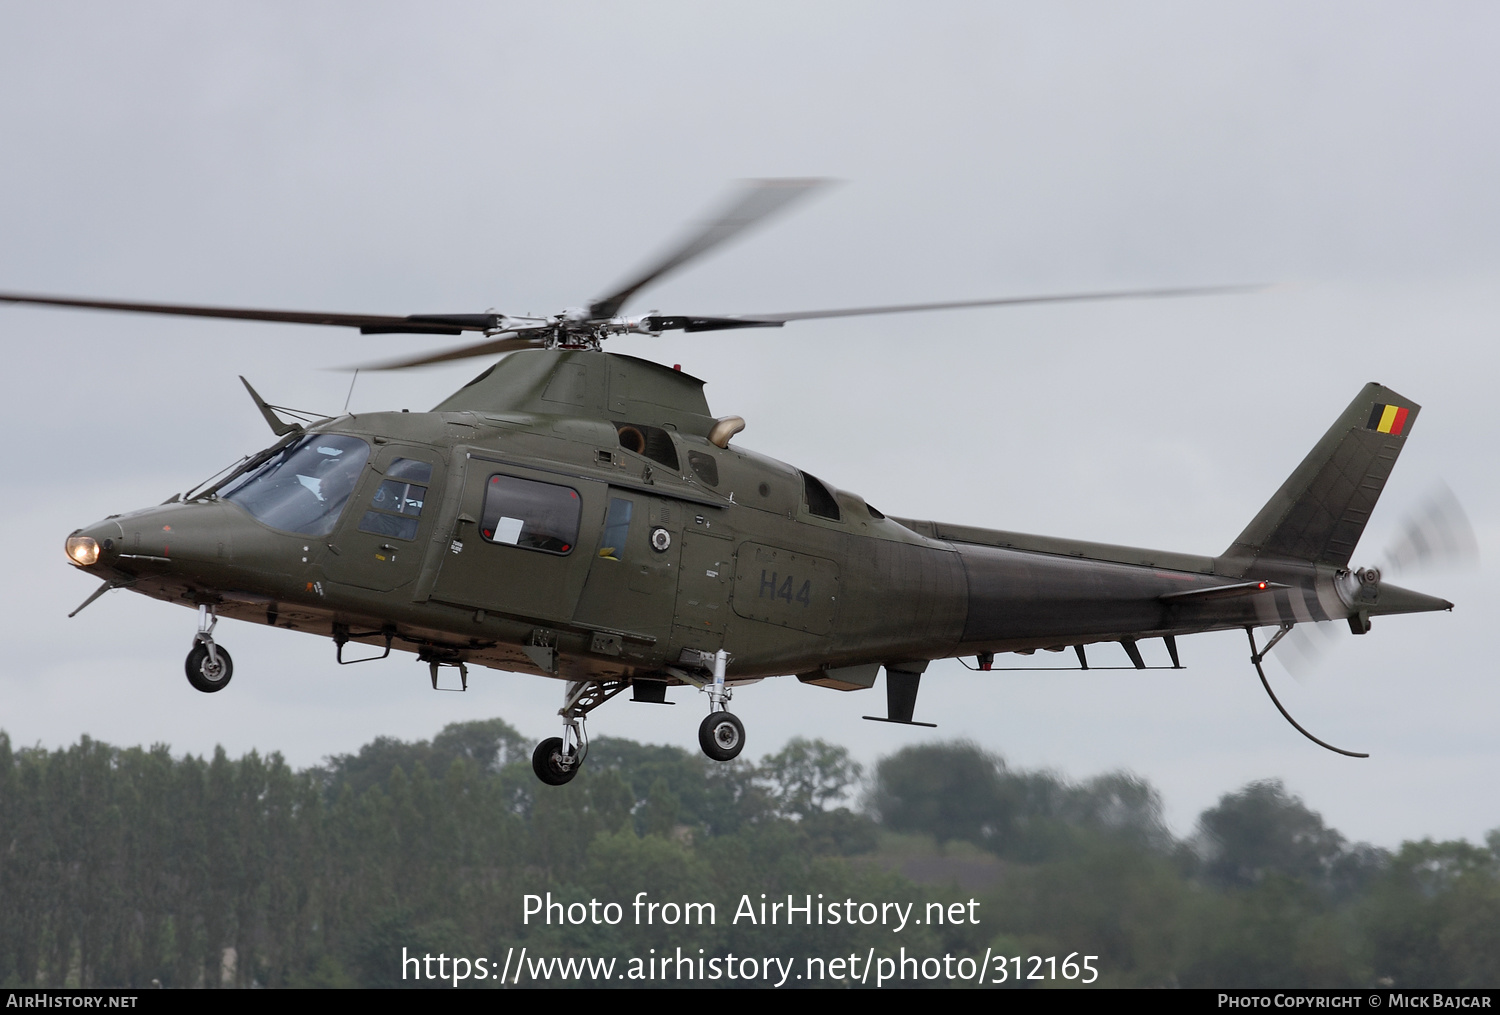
[428,456,604,624]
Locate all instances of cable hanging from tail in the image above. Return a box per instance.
[1245,625,1368,758]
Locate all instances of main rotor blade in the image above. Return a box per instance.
[648,284,1268,332]
[354,335,548,370]
[0,291,502,335]
[588,178,831,321]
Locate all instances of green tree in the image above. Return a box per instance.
[1366,837,1500,987]
[430,717,528,774]
[868,741,1009,846]
[1195,780,1349,891]
[757,737,862,818]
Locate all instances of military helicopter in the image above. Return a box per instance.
[10,180,1453,784]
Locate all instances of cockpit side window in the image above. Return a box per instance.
[358,457,433,541]
[220,435,371,537]
[384,458,434,484]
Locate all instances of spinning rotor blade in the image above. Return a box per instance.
[334,283,1270,368]
[589,178,831,321]
[1276,481,1477,685]
[1278,621,1345,684]
[2,179,1265,372]
[1380,481,1479,577]
[649,284,1267,333]
[0,291,505,336]
[646,315,787,333]
[355,335,548,370]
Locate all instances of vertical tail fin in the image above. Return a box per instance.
[1223,383,1420,569]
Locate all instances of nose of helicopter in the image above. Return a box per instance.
[65,500,237,578]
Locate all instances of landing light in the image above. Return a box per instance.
[66,535,100,567]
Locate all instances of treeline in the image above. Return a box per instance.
[0,723,1496,988]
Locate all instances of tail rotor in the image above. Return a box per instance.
[1275,480,1477,684]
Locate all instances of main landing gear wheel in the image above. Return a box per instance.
[185,643,233,693]
[698,711,745,762]
[532,737,580,786]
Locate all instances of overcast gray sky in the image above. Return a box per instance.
[3,2,1497,847]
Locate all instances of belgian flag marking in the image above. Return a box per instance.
[1366,403,1410,435]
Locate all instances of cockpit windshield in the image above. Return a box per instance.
[219,434,370,537]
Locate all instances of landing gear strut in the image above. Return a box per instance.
[698,649,745,762]
[185,604,232,693]
[531,679,629,785]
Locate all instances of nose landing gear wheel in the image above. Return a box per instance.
[185,643,233,693]
[532,737,580,786]
[698,711,745,761]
